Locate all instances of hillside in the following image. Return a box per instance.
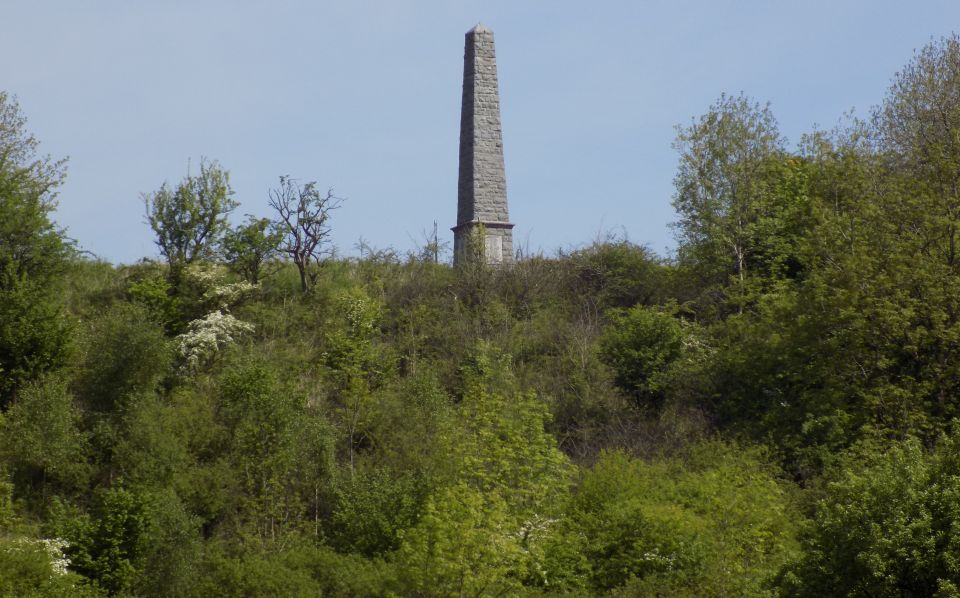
[4,35,960,597]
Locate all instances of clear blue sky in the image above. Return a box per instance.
[3,1,959,263]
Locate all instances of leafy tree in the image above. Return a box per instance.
[74,303,171,415]
[0,375,89,495]
[329,468,427,557]
[877,33,960,258]
[217,363,334,545]
[53,486,150,596]
[0,535,100,597]
[133,488,201,597]
[394,344,573,594]
[599,304,685,408]
[0,283,72,408]
[126,267,184,333]
[571,443,798,595]
[453,344,572,513]
[780,432,960,597]
[0,92,71,406]
[143,158,237,281]
[268,175,342,292]
[732,36,960,462]
[190,540,333,597]
[672,93,786,310]
[394,483,525,597]
[569,236,668,309]
[323,287,389,471]
[0,91,68,282]
[221,215,282,284]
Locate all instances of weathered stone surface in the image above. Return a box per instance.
[453,23,514,265]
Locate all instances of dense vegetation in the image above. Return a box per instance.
[4,34,960,597]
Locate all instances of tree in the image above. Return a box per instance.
[571,443,798,595]
[598,304,684,408]
[0,375,89,492]
[221,215,282,284]
[268,176,342,292]
[143,158,237,281]
[671,93,786,309]
[74,302,171,414]
[393,344,572,595]
[0,92,68,285]
[54,486,151,595]
[876,34,960,270]
[0,91,72,406]
[780,433,960,597]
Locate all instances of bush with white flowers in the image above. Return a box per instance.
[176,310,254,374]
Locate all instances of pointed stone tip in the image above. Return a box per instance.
[467,22,492,35]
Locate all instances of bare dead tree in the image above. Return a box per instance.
[268,176,342,292]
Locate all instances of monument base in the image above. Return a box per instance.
[452,220,514,265]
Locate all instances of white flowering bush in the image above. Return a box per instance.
[183,262,259,310]
[203,280,258,310]
[176,310,254,374]
[2,537,70,577]
[38,538,71,575]
[183,262,225,288]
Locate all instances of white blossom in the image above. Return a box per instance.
[203,280,259,310]
[176,310,255,373]
[41,538,71,575]
[183,262,227,288]
[184,263,259,310]
[12,537,70,576]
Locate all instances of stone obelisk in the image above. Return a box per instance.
[453,23,514,265]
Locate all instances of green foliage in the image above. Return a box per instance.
[218,363,335,544]
[0,476,100,597]
[304,544,396,597]
[330,468,428,557]
[74,303,171,415]
[570,443,798,595]
[669,94,819,322]
[0,91,69,288]
[324,287,392,469]
[780,431,960,597]
[569,237,668,309]
[142,158,237,279]
[393,344,573,594]
[133,489,201,597]
[665,38,960,473]
[599,304,685,407]
[0,93,71,406]
[672,93,784,288]
[0,538,101,598]
[11,35,960,594]
[126,270,183,333]
[0,375,89,494]
[394,483,528,597]
[52,486,150,595]
[0,280,72,406]
[61,259,127,320]
[111,394,193,489]
[453,344,572,512]
[221,214,282,284]
[192,548,322,597]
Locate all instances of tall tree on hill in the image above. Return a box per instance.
[221,215,283,284]
[268,176,342,292]
[671,93,789,313]
[876,33,960,269]
[0,91,72,406]
[143,158,237,282]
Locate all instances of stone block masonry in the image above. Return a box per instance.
[453,23,514,265]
